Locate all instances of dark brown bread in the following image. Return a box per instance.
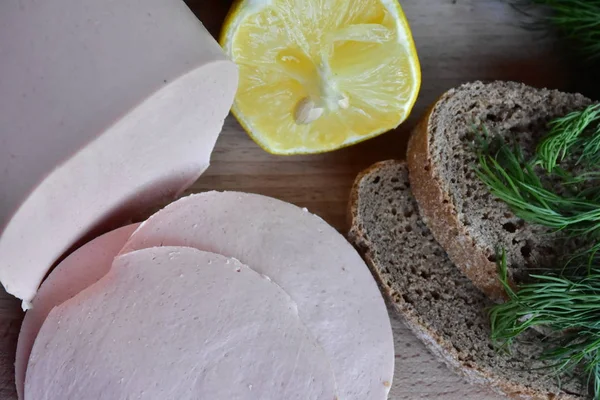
[348,160,587,400]
[407,81,592,301]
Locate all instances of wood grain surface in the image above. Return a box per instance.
[0,1,586,399]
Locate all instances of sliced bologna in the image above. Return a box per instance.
[15,223,139,400]
[25,247,338,400]
[120,191,394,400]
[0,0,238,308]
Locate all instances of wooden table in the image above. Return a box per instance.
[0,1,587,398]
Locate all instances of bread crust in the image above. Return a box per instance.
[347,160,582,400]
[407,95,507,301]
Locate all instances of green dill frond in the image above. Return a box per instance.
[475,104,600,239]
[476,147,600,236]
[491,256,600,341]
[537,104,600,171]
[511,0,600,60]
[489,251,600,398]
[477,103,600,398]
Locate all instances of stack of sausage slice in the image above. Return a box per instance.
[16,192,394,400]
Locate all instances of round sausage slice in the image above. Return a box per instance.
[15,223,139,400]
[120,191,394,400]
[25,247,338,400]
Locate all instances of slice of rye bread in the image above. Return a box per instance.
[407,81,592,301]
[348,160,588,400]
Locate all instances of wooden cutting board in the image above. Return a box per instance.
[0,1,585,398]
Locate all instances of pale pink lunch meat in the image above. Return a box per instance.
[0,0,238,309]
[25,247,338,400]
[121,191,395,400]
[15,223,139,400]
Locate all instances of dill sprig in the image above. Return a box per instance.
[477,140,600,236]
[537,104,600,171]
[476,105,600,238]
[490,251,600,340]
[511,1,600,60]
[476,103,600,398]
[490,251,600,397]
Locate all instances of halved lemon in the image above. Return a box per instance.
[220,0,421,155]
